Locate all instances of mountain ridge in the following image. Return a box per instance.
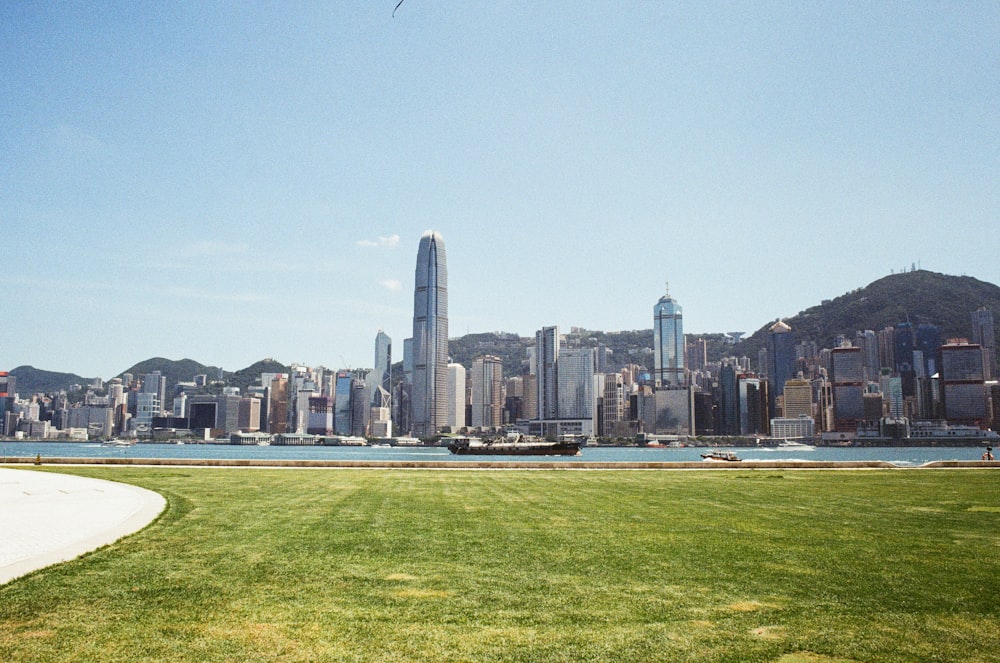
[8,270,998,395]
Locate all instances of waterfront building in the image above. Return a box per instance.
[470,355,503,429]
[653,283,684,388]
[267,375,288,434]
[142,371,167,417]
[601,372,625,437]
[237,397,261,432]
[738,376,769,435]
[373,330,392,400]
[766,320,795,416]
[307,395,334,435]
[831,346,864,433]
[351,379,370,437]
[938,342,987,426]
[782,378,813,420]
[557,348,595,421]
[535,326,560,420]
[187,394,242,436]
[410,230,449,437]
[643,387,695,435]
[446,363,466,430]
[334,371,353,435]
[718,363,740,435]
[770,416,815,439]
[370,385,392,437]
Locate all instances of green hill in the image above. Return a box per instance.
[8,365,95,396]
[735,270,1000,359]
[116,358,222,390]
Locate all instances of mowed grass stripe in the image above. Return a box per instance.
[1,468,997,662]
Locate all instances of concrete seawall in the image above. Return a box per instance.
[3,457,997,470]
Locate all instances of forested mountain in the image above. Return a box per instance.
[734,270,1000,360]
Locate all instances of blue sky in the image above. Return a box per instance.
[3,2,998,379]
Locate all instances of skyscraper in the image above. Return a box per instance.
[411,230,448,437]
[653,283,684,388]
[766,320,795,415]
[470,355,503,429]
[535,326,560,420]
[375,330,392,391]
[972,306,996,380]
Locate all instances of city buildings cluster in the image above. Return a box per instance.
[2,232,999,443]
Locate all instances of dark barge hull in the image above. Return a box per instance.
[448,442,582,456]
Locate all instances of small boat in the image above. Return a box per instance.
[447,434,581,456]
[700,450,741,462]
[777,439,815,450]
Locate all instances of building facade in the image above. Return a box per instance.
[411,230,449,437]
[653,284,684,388]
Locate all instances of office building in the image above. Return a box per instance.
[831,347,864,433]
[782,378,813,420]
[972,306,996,379]
[557,348,595,420]
[653,283,684,388]
[939,342,987,426]
[766,320,795,415]
[470,355,503,429]
[411,230,449,437]
[535,326,560,420]
[446,363,466,430]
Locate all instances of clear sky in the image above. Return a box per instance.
[3,2,998,379]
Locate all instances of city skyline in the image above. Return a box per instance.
[4,3,998,378]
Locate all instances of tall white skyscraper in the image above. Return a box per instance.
[447,363,466,430]
[653,283,685,388]
[411,231,448,437]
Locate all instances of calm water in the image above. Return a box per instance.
[0,441,992,466]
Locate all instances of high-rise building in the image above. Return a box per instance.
[972,306,996,380]
[916,323,943,377]
[831,347,864,433]
[411,231,448,437]
[938,342,987,426]
[535,326,560,420]
[766,320,795,415]
[470,355,503,429]
[446,363,466,430]
[653,283,684,388]
[373,330,392,401]
[782,378,813,420]
[557,348,595,420]
[334,371,353,435]
[894,322,916,396]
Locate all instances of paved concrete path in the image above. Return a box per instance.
[0,467,166,585]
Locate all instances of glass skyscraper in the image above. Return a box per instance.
[653,284,684,388]
[411,230,448,437]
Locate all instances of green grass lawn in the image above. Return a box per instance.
[1,468,998,662]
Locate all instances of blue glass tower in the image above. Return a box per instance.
[653,283,684,388]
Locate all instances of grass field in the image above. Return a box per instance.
[1,467,998,662]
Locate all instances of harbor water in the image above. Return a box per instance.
[0,441,993,466]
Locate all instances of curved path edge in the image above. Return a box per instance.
[0,467,166,585]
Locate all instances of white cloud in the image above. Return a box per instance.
[357,234,400,248]
[378,278,403,292]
